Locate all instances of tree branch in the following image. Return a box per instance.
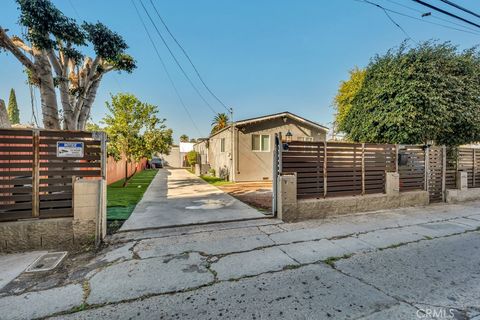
[47,49,63,76]
[11,37,33,55]
[0,27,36,72]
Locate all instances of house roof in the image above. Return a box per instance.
[209,111,328,138]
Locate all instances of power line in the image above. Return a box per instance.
[361,0,418,43]
[412,0,480,29]
[147,0,230,113]
[131,0,204,137]
[67,0,125,92]
[138,0,219,116]
[439,0,480,19]
[384,0,480,34]
[355,0,480,36]
[67,0,81,21]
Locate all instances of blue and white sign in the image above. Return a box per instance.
[56,141,84,158]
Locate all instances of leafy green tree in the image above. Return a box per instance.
[0,0,135,130]
[186,150,199,167]
[340,41,480,145]
[85,122,102,132]
[333,68,365,132]
[0,99,11,128]
[103,93,172,186]
[7,89,20,124]
[211,113,229,134]
[179,134,189,143]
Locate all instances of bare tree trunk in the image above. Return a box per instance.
[35,52,60,129]
[123,160,128,187]
[60,84,75,130]
[77,76,101,130]
[0,99,11,128]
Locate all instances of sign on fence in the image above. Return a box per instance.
[56,141,84,158]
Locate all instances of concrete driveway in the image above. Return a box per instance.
[120,169,267,231]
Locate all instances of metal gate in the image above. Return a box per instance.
[427,146,446,202]
[272,133,282,215]
[0,128,106,222]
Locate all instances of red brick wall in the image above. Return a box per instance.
[107,156,147,185]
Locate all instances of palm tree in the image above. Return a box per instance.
[179,134,189,142]
[211,113,229,134]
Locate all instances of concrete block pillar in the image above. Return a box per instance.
[457,171,468,191]
[277,173,298,222]
[73,179,104,245]
[386,172,400,195]
[194,163,201,176]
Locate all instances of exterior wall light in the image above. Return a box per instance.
[285,130,293,143]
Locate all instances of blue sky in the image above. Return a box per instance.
[1,0,479,142]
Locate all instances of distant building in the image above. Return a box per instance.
[160,142,195,168]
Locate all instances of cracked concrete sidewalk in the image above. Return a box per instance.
[2,201,480,319]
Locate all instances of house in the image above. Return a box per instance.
[160,142,195,167]
[194,111,328,182]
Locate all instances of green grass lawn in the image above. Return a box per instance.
[107,169,158,220]
[200,175,233,186]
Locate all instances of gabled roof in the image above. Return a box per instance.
[235,111,328,130]
[209,111,328,138]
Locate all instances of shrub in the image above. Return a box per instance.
[187,150,199,166]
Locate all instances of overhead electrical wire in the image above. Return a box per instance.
[67,0,124,92]
[412,0,480,29]
[138,0,219,116]
[360,0,418,43]
[355,0,480,36]
[384,0,480,34]
[439,0,480,20]
[131,0,204,137]
[147,0,230,113]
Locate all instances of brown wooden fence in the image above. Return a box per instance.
[0,129,105,222]
[278,140,480,202]
[281,141,395,199]
[398,146,425,192]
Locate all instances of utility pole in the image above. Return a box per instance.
[230,107,235,182]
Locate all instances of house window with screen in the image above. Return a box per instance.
[252,134,270,152]
[220,138,225,152]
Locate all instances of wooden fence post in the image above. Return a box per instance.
[395,145,399,173]
[424,146,429,192]
[361,143,365,195]
[473,148,476,188]
[442,145,446,202]
[323,141,327,198]
[32,130,40,218]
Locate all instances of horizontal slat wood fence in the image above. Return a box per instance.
[0,129,104,222]
[279,140,480,202]
[398,146,425,192]
[282,141,395,199]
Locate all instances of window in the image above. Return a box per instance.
[252,134,270,152]
[298,136,314,142]
[220,138,225,152]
